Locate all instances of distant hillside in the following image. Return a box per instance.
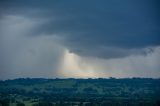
[0,78,160,106]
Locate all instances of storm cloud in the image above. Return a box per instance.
[0,0,160,79]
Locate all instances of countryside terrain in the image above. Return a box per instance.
[0,78,160,106]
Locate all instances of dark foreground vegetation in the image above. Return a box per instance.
[0,78,160,106]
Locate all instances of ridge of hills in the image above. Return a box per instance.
[0,78,160,106]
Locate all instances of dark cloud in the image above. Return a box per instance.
[0,0,160,59]
[29,0,160,58]
[0,0,160,79]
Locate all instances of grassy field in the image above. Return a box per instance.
[0,78,160,106]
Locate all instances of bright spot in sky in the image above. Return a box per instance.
[59,49,98,78]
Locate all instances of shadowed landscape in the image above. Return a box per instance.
[0,78,160,106]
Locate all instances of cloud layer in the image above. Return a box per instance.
[0,0,159,79]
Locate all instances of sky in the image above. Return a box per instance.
[0,0,160,79]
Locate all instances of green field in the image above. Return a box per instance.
[0,78,160,106]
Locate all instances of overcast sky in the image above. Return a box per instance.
[0,0,160,79]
